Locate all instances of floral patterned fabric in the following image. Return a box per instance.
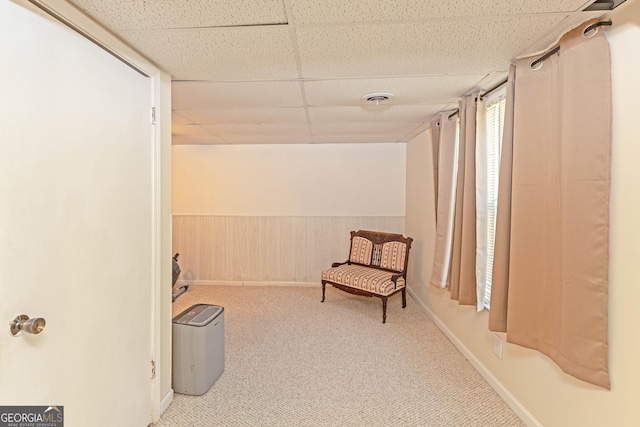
[322,264,404,296]
[349,236,373,265]
[380,242,407,272]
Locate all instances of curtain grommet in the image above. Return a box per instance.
[530,60,543,71]
[583,26,599,38]
[583,20,612,38]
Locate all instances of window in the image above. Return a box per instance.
[482,90,506,309]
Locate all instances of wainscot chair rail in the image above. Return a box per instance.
[321,230,413,323]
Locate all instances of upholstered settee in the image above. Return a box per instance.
[321,230,413,323]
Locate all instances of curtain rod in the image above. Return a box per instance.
[530,20,612,69]
[584,19,612,35]
[530,46,560,69]
[449,77,509,119]
[479,78,508,100]
[446,21,612,121]
[448,76,507,118]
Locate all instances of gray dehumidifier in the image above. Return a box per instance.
[172,304,225,395]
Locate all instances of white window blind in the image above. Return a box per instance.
[483,92,506,309]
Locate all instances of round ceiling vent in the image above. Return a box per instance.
[361,92,395,104]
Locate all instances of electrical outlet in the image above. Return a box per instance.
[493,334,503,359]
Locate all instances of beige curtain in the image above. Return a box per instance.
[475,96,488,312]
[429,112,458,288]
[430,118,441,212]
[488,64,516,331]
[449,95,478,305]
[504,23,612,388]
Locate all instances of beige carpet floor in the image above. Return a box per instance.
[154,285,525,427]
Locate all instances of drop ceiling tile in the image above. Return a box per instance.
[202,123,310,136]
[69,0,603,147]
[118,26,298,80]
[224,135,313,144]
[172,135,228,145]
[311,122,421,136]
[312,134,402,144]
[304,75,487,106]
[172,81,304,109]
[177,107,308,124]
[172,124,213,135]
[69,0,288,30]
[297,16,565,78]
[172,111,192,125]
[308,105,447,123]
[290,0,592,24]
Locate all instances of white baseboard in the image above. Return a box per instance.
[244,280,318,287]
[160,389,173,415]
[176,279,318,288]
[406,287,541,427]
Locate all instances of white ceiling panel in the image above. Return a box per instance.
[67,0,607,145]
[297,16,565,78]
[172,81,304,109]
[173,135,228,145]
[70,0,287,30]
[308,105,447,123]
[223,135,313,144]
[202,123,310,136]
[177,107,308,124]
[172,112,193,125]
[304,75,487,106]
[172,124,214,135]
[118,26,298,80]
[312,134,403,144]
[290,0,592,24]
[311,122,421,136]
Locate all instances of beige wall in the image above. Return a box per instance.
[172,143,407,284]
[405,3,640,425]
[172,143,406,216]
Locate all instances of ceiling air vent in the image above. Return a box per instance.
[361,92,395,104]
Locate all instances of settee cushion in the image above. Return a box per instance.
[321,264,405,296]
[349,236,373,265]
[380,241,407,272]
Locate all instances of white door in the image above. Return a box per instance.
[0,2,154,426]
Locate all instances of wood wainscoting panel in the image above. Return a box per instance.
[172,216,405,283]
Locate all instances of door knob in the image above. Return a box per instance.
[9,314,46,336]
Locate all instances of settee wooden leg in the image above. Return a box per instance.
[381,297,388,323]
[402,287,406,308]
[321,281,326,302]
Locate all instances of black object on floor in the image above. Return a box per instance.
[172,253,189,302]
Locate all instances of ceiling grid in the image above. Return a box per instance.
[68,0,606,145]
[281,0,316,143]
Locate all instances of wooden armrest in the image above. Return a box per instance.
[331,260,349,268]
[390,273,404,282]
[390,273,405,289]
